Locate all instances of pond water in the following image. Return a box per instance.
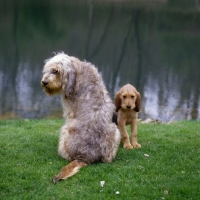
[0,0,200,122]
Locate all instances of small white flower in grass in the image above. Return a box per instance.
[144,154,149,157]
[115,191,120,194]
[164,190,168,195]
[138,166,145,171]
[100,181,105,187]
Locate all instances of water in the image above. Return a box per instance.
[0,0,200,122]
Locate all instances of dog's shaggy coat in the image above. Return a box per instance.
[115,84,141,149]
[41,53,120,182]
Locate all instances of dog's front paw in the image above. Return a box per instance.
[132,143,141,148]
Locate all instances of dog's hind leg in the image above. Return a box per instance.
[52,160,88,183]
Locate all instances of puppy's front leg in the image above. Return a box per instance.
[118,118,133,149]
[130,117,141,148]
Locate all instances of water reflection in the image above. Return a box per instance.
[143,74,193,122]
[0,0,200,122]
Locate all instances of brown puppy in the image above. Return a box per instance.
[115,84,141,149]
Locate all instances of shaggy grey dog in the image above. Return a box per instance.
[41,53,120,183]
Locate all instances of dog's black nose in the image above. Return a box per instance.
[42,81,48,86]
[126,105,131,109]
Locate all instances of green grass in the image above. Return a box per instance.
[0,119,200,200]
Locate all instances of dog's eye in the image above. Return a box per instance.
[52,69,59,74]
[131,95,135,98]
[123,95,127,99]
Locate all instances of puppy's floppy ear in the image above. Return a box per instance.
[115,91,121,112]
[134,91,141,112]
[62,67,76,98]
[112,111,118,125]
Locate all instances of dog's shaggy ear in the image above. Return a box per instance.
[134,91,141,112]
[62,67,76,98]
[115,91,121,112]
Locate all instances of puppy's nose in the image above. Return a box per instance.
[42,81,48,86]
[126,105,131,109]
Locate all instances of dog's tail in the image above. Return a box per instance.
[52,160,88,183]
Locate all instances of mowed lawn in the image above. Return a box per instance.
[0,119,200,200]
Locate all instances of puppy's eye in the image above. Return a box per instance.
[131,95,135,98]
[123,95,127,99]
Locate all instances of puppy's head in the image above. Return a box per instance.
[115,84,141,112]
[41,53,76,97]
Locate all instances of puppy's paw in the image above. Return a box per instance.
[132,143,141,148]
[123,143,133,149]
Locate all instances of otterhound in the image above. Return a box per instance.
[41,52,120,183]
[114,84,141,149]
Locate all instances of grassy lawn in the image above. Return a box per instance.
[0,119,200,200]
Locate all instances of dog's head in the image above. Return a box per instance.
[115,84,141,112]
[41,53,76,97]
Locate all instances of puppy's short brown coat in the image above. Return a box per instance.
[115,84,141,149]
